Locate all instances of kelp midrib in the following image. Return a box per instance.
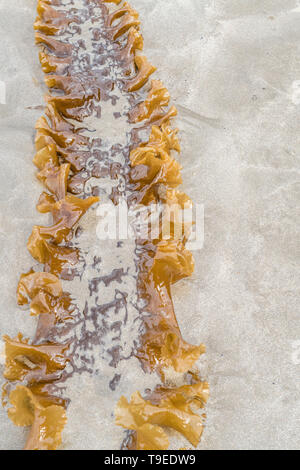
[2,0,208,450]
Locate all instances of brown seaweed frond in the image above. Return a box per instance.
[116,381,209,450]
[4,334,69,384]
[8,386,66,451]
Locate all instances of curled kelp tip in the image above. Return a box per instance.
[37,162,70,201]
[151,381,210,411]
[115,381,209,450]
[27,173,98,269]
[106,2,140,41]
[164,189,193,210]
[150,240,194,284]
[129,81,178,131]
[147,123,181,153]
[27,226,79,273]
[115,393,170,451]
[36,195,100,244]
[35,31,73,58]
[33,143,58,170]
[161,190,194,241]
[35,0,80,36]
[3,334,69,383]
[160,334,205,374]
[130,146,183,196]
[129,80,171,123]
[39,50,72,75]
[17,271,63,306]
[8,386,40,427]
[8,385,66,451]
[120,26,144,62]
[138,317,205,375]
[17,270,73,321]
[124,56,157,92]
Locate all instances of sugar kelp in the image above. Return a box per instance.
[2,0,208,450]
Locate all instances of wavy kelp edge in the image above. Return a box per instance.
[100,0,209,450]
[2,0,100,450]
[2,0,208,450]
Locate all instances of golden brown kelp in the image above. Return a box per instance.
[2,0,208,450]
[3,0,99,450]
[103,1,209,448]
[116,381,209,450]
